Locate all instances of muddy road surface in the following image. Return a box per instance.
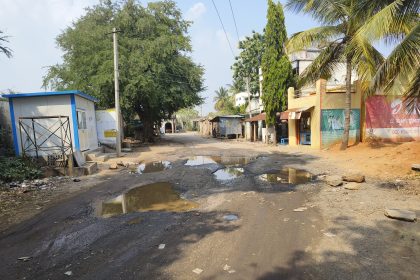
[0,134,324,279]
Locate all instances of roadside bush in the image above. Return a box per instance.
[0,157,42,182]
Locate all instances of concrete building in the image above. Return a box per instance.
[234,92,249,107]
[290,48,357,96]
[285,79,362,149]
[3,90,99,157]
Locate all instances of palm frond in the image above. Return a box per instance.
[355,0,420,44]
[286,25,344,53]
[372,22,420,94]
[402,67,420,113]
[348,38,384,90]
[286,0,347,25]
[0,31,12,58]
[297,42,345,87]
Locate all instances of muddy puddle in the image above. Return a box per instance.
[137,161,171,174]
[185,155,255,166]
[184,156,217,166]
[98,182,198,218]
[258,168,314,184]
[213,167,244,181]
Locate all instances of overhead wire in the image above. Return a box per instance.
[228,0,240,43]
[210,0,236,57]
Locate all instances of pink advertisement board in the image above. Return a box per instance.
[365,96,419,141]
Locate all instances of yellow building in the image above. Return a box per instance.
[286,79,362,149]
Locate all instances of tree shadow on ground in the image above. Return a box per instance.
[256,216,420,280]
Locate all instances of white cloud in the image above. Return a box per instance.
[186,2,206,21]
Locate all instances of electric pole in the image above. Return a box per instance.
[112,27,121,157]
[245,76,251,118]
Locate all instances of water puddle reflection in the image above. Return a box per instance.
[258,168,314,184]
[184,156,217,166]
[213,167,244,181]
[137,161,171,174]
[98,182,198,217]
[185,156,255,166]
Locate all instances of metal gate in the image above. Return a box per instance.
[18,116,73,165]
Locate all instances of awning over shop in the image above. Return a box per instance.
[244,113,266,122]
[281,106,314,120]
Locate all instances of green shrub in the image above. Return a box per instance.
[0,157,42,182]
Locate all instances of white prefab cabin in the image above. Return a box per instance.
[3,90,99,157]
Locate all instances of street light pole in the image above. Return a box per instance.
[112,27,121,157]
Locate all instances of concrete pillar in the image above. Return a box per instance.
[253,122,257,142]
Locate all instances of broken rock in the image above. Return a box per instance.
[412,164,420,171]
[342,174,365,183]
[344,182,362,190]
[384,208,416,222]
[109,163,118,170]
[325,175,343,187]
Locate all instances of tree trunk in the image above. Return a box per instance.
[340,57,352,150]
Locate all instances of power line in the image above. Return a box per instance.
[228,0,240,42]
[211,0,235,57]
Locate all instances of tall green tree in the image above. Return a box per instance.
[43,0,204,141]
[232,31,265,95]
[0,30,12,58]
[261,0,293,129]
[352,0,419,112]
[286,0,384,149]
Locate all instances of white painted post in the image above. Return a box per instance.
[113,27,122,157]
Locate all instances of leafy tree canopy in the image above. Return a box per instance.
[231,31,265,95]
[43,0,204,138]
[261,0,293,126]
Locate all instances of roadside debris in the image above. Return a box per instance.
[293,207,307,212]
[323,232,336,237]
[72,178,81,182]
[344,182,362,190]
[17,256,31,262]
[223,264,231,271]
[412,164,420,171]
[223,214,239,221]
[192,268,203,274]
[342,174,365,183]
[384,208,416,222]
[158,244,166,250]
[64,271,73,276]
[325,175,343,187]
[109,163,118,170]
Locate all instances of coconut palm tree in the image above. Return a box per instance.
[213,86,230,111]
[352,0,419,111]
[286,0,384,150]
[0,30,12,58]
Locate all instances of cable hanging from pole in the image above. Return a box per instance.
[211,0,235,57]
[228,0,240,43]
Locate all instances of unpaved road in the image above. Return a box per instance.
[0,133,418,279]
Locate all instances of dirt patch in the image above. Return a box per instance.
[324,141,420,180]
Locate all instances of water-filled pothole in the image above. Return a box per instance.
[184,156,217,166]
[185,156,256,166]
[137,161,171,174]
[213,167,244,181]
[258,168,314,184]
[97,182,198,217]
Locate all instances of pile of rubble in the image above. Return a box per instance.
[0,177,72,193]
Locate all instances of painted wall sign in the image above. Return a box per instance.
[321,109,360,148]
[365,96,419,141]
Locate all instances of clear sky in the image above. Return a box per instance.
[0,0,390,115]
